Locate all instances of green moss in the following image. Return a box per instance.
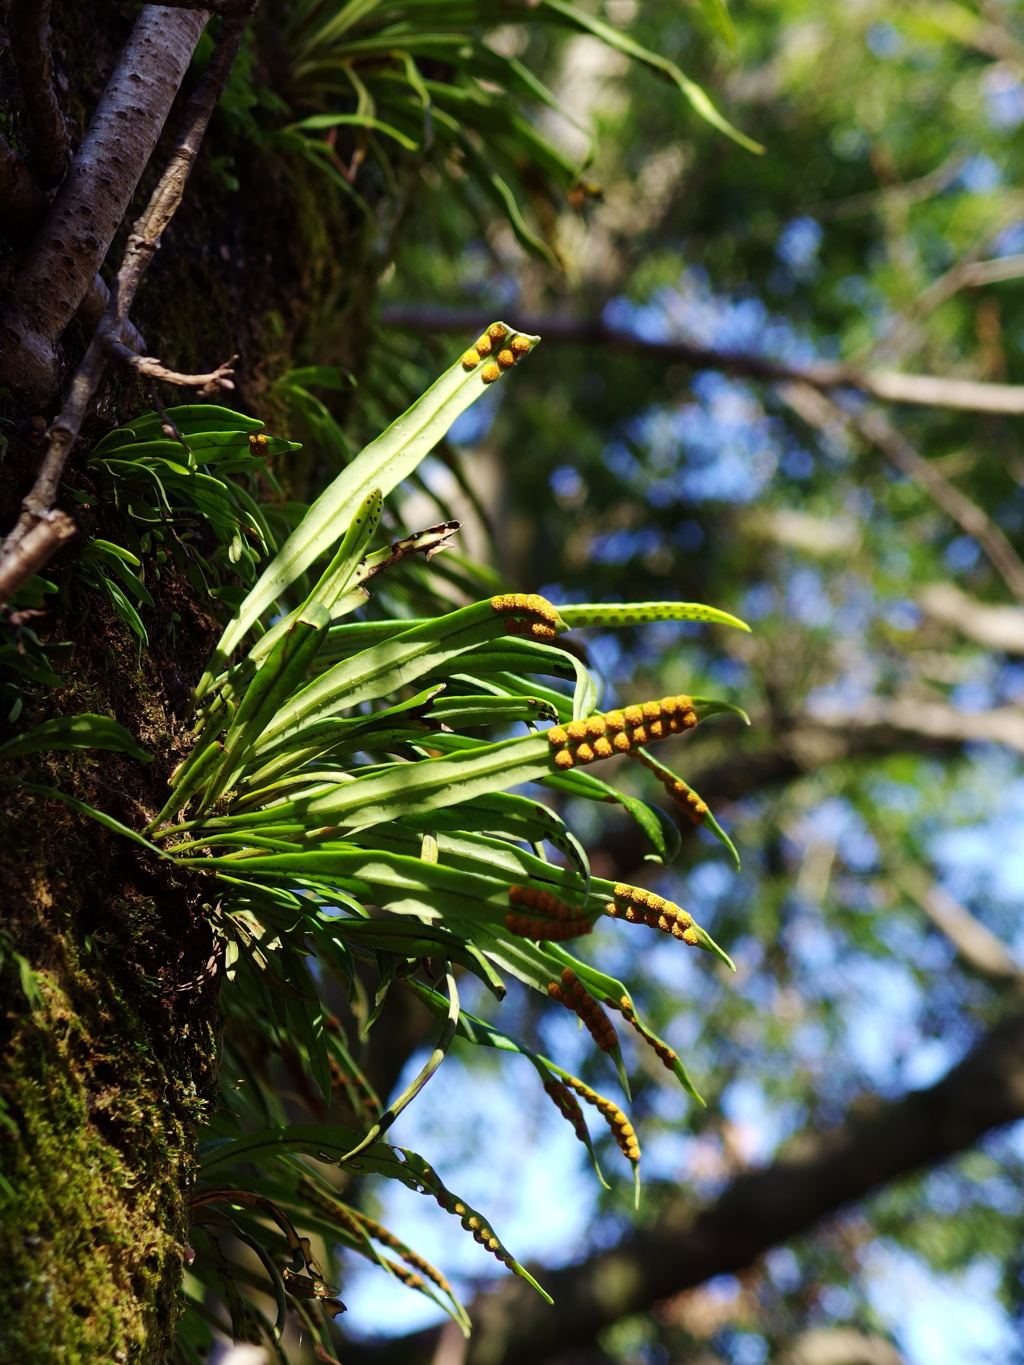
[0,978,192,1363]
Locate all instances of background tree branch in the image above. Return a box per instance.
[380,307,1024,417]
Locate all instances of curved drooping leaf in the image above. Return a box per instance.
[0,712,151,763]
[200,1123,552,1301]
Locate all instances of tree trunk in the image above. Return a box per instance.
[0,3,378,1357]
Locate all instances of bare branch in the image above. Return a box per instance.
[7,0,71,189]
[0,7,210,399]
[0,7,255,605]
[683,696,1024,810]
[817,695,1024,755]
[0,137,144,354]
[808,152,966,223]
[346,1005,1024,1365]
[0,510,76,606]
[380,307,1024,416]
[850,404,1024,603]
[959,253,1024,287]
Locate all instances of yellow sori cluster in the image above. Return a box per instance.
[632,749,710,826]
[429,1186,517,1270]
[506,884,591,941]
[461,322,532,384]
[562,1074,641,1164]
[612,994,679,1073]
[490,591,561,642]
[667,778,709,825]
[547,967,618,1053]
[605,883,699,946]
[546,695,697,769]
[354,1211,454,1296]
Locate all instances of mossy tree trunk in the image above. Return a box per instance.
[0,4,383,1358]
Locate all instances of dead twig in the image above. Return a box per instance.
[0,511,76,606]
[107,341,237,396]
[8,0,71,189]
[0,8,256,607]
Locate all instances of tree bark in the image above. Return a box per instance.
[0,6,209,400]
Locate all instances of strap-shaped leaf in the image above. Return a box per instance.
[248,488,383,667]
[540,767,676,862]
[343,968,460,1160]
[254,600,536,749]
[0,712,151,762]
[192,732,555,834]
[239,686,442,789]
[330,917,507,999]
[198,325,541,694]
[540,0,762,153]
[20,782,172,857]
[406,977,609,1190]
[559,601,750,632]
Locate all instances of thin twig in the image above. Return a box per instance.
[8,0,71,189]
[380,307,1024,416]
[0,8,256,607]
[0,7,209,398]
[75,278,147,355]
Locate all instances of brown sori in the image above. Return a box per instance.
[543,1078,590,1146]
[491,591,560,641]
[547,967,618,1053]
